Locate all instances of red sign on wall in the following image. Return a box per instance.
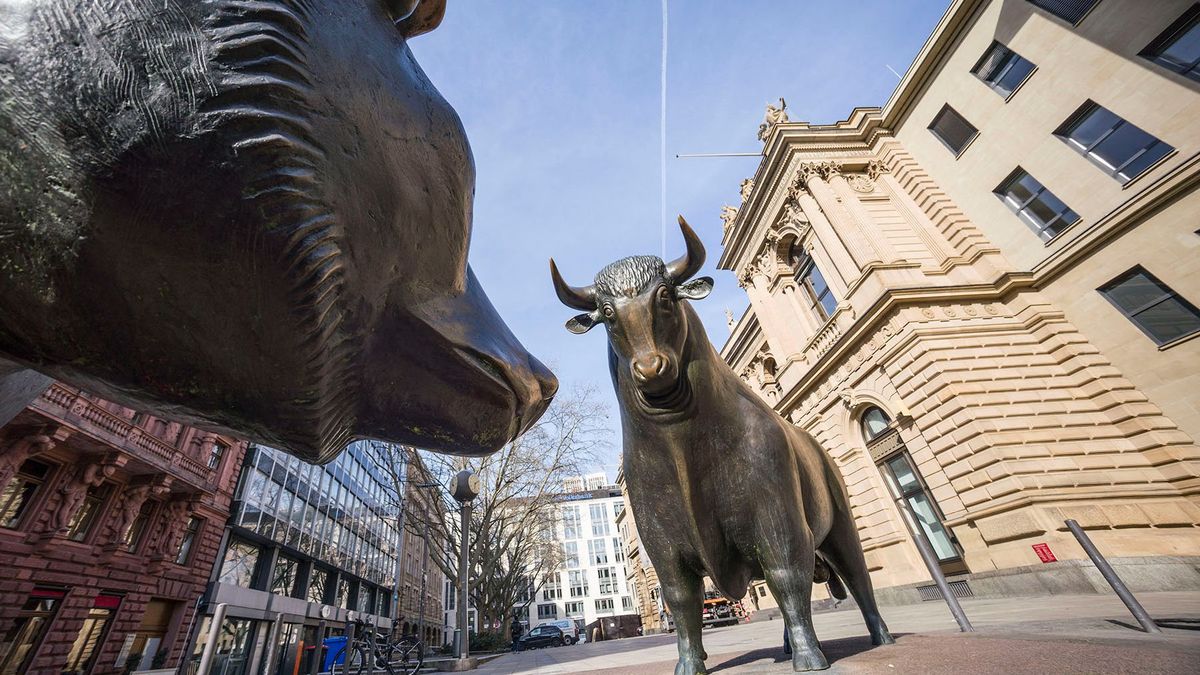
[1032,543,1057,563]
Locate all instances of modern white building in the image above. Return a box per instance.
[515,478,637,633]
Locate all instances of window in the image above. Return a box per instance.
[568,570,588,598]
[0,459,52,529]
[542,574,562,600]
[594,598,614,613]
[564,601,584,617]
[861,407,892,443]
[881,453,961,565]
[337,577,352,609]
[928,105,977,155]
[175,517,201,565]
[597,568,617,595]
[972,42,1036,97]
[218,538,260,587]
[613,537,625,563]
[563,541,580,569]
[994,169,1080,241]
[123,500,155,553]
[589,504,610,536]
[536,604,558,620]
[1141,4,1200,82]
[63,594,122,675]
[561,506,581,539]
[1056,102,1173,183]
[588,539,609,566]
[208,442,229,470]
[1099,267,1200,345]
[272,554,300,596]
[0,588,65,674]
[797,258,836,321]
[622,596,634,611]
[1026,0,1099,24]
[66,485,109,542]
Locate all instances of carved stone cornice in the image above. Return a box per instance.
[818,160,843,180]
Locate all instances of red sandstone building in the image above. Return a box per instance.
[0,382,246,674]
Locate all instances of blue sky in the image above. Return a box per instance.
[410,1,949,477]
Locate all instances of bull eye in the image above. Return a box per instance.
[602,305,615,320]
[656,286,671,305]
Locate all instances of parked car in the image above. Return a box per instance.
[545,619,582,645]
[514,624,565,651]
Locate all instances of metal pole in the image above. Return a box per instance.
[457,502,471,660]
[195,603,228,675]
[889,492,973,632]
[1065,519,1161,633]
[417,519,429,643]
[393,460,410,626]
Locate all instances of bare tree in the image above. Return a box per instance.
[370,383,609,642]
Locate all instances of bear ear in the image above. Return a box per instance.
[395,0,446,38]
[565,313,598,335]
[675,276,714,301]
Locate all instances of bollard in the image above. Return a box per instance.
[1065,519,1161,633]
[887,486,973,632]
[195,603,228,675]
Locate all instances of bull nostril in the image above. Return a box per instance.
[653,355,667,376]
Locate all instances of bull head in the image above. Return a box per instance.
[551,217,712,411]
[0,0,555,462]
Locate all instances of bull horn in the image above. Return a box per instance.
[549,259,596,311]
[665,215,706,283]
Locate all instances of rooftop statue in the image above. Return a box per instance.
[0,0,556,463]
[758,97,789,141]
[550,218,893,673]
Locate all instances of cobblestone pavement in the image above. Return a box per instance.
[468,592,1200,674]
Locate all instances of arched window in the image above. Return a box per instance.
[861,407,892,442]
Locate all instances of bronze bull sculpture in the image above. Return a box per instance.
[0,0,556,462]
[551,218,893,673]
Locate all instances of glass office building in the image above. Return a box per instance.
[185,442,406,675]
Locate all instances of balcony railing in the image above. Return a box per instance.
[33,383,217,488]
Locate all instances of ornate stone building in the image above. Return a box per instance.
[0,383,246,674]
[720,0,1200,602]
[615,466,664,633]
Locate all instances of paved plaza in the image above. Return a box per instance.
[469,592,1200,674]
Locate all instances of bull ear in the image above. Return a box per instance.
[565,313,599,334]
[675,276,713,301]
[394,0,445,38]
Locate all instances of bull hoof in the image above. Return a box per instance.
[792,648,830,672]
[674,655,707,675]
[873,631,896,646]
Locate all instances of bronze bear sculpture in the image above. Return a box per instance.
[551,217,893,673]
[0,0,556,462]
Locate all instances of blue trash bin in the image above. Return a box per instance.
[321,636,348,671]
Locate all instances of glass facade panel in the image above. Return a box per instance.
[219,539,260,588]
[227,442,404,611]
[589,504,610,536]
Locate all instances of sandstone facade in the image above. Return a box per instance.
[719,0,1200,601]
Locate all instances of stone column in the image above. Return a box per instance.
[825,162,898,263]
[792,164,861,288]
[739,268,805,359]
[779,280,823,336]
[796,162,877,271]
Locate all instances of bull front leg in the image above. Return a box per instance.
[759,527,828,671]
[657,560,707,675]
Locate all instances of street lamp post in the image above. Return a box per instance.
[450,470,479,664]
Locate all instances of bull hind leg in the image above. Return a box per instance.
[818,512,894,646]
[759,532,828,671]
[657,562,708,675]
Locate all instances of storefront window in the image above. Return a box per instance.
[0,587,64,675]
[63,594,122,674]
[219,539,261,588]
[272,555,299,597]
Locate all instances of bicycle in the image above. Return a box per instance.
[330,617,424,675]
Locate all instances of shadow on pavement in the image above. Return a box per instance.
[708,634,901,672]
